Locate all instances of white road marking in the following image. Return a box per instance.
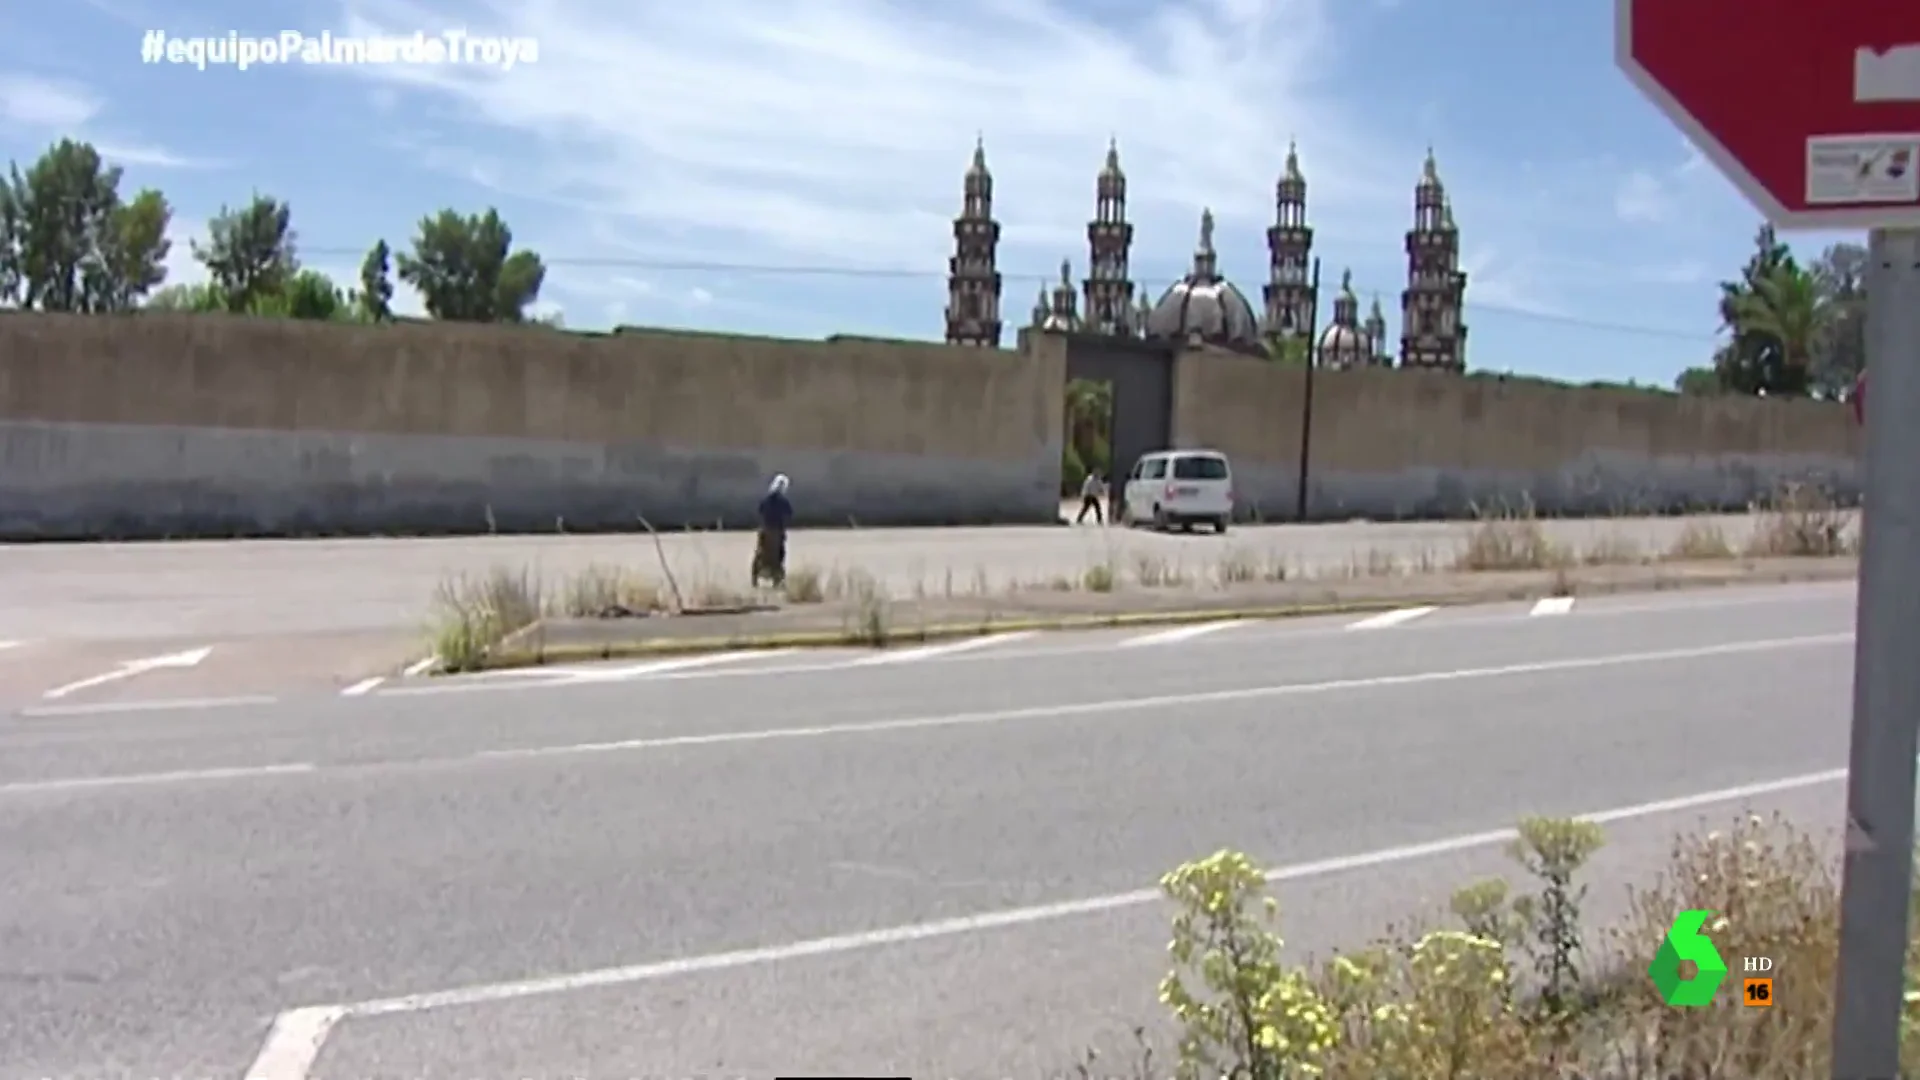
[849,631,1039,665]
[20,694,278,717]
[42,646,213,699]
[0,763,316,796]
[554,649,798,682]
[478,633,1849,761]
[340,677,385,696]
[1344,606,1437,630]
[241,1007,345,1080]
[0,640,23,651]
[242,763,1851,1079]
[1118,620,1248,648]
[371,585,1857,699]
[1530,596,1576,617]
[402,656,438,677]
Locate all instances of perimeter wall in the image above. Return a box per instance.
[1164,345,1862,521]
[0,314,1862,539]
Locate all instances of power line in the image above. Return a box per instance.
[297,247,1719,343]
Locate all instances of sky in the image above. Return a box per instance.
[0,0,1871,386]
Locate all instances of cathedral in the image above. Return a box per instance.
[942,139,1469,373]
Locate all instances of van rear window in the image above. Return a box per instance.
[1172,456,1229,480]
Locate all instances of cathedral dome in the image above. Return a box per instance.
[1144,209,1261,350]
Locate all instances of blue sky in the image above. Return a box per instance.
[0,0,1867,386]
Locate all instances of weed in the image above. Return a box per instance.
[1667,518,1736,560]
[784,564,826,603]
[1214,547,1260,586]
[1083,561,1118,592]
[428,566,542,672]
[1747,483,1856,558]
[1453,505,1570,572]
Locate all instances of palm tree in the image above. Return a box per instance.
[1730,262,1830,378]
[1063,378,1113,480]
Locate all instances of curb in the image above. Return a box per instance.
[477,597,1413,670]
[451,561,1855,673]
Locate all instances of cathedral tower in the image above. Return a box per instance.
[1263,141,1316,341]
[944,137,1004,347]
[1399,149,1468,371]
[1082,139,1136,336]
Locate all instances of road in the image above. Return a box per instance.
[0,581,1859,1079]
[0,511,1823,708]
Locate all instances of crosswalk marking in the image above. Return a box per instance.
[1345,606,1437,630]
[1119,620,1248,648]
[1530,596,1576,617]
[851,631,1038,666]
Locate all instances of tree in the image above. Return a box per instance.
[144,282,223,312]
[1806,241,1867,399]
[247,268,346,320]
[1728,258,1827,396]
[193,193,297,313]
[357,239,394,322]
[1263,334,1310,365]
[1674,366,1721,395]
[1713,223,1809,397]
[1061,378,1113,493]
[0,138,172,312]
[396,207,545,322]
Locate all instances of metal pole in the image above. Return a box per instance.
[1831,226,1920,1080]
[1295,258,1321,522]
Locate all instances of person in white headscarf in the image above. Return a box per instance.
[753,474,794,587]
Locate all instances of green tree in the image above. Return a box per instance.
[357,239,394,321]
[1674,366,1721,395]
[1728,259,1828,395]
[1061,378,1113,493]
[396,207,545,322]
[1263,334,1310,365]
[0,138,172,312]
[193,193,297,313]
[144,282,224,312]
[244,268,346,320]
[1806,241,1867,399]
[1714,224,1810,396]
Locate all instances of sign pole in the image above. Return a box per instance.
[1831,226,1920,1080]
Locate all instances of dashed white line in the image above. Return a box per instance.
[0,763,316,796]
[1345,606,1438,630]
[340,677,385,696]
[478,633,1848,761]
[1531,596,1576,617]
[402,656,438,677]
[1118,619,1248,648]
[19,694,278,717]
[850,631,1039,666]
[242,762,1852,1080]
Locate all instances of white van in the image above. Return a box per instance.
[1122,449,1234,533]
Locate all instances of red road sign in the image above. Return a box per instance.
[1617,0,1920,230]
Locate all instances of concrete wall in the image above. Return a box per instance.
[0,314,1066,539]
[1169,350,1863,521]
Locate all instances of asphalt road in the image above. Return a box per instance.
[0,581,1861,1079]
[0,511,1833,708]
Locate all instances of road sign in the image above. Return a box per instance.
[1616,0,1920,229]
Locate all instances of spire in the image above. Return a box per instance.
[1031,285,1049,328]
[1368,292,1385,321]
[1339,268,1354,297]
[970,133,989,177]
[1102,136,1123,179]
[1058,258,1073,290]
[1440,197,1456,230]
[1192,207,1217,279]
[1420,145,1441,187]
[1284,139,1302,182]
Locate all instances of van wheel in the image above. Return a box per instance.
[1214,517,1230,534]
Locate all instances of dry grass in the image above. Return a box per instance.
[423,488,1858,670]
[1148,812,1920,1079]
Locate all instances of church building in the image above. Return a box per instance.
[943,139,1469,373]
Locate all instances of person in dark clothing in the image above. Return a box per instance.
[753,473,793,587]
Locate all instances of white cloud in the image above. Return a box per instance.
[328,0,1413,280]
[161,215,207,288]
[1614,169,1671,224]
[0,74,101,128]
[0,73,212,169]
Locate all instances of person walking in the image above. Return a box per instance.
[1076,470,1106,525]
[753,474,793,587]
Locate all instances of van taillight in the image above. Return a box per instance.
[1163,484,1176,500]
